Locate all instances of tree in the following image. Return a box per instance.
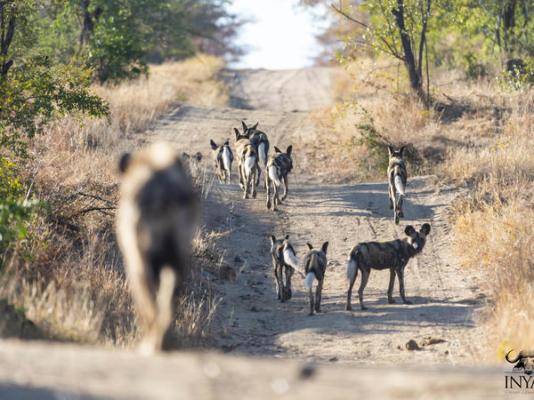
[332,0,434,100]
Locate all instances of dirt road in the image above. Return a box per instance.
[0,67,495,398]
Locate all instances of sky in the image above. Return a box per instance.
[227,0,329,70]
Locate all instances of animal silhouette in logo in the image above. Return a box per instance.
[506,350,534,375]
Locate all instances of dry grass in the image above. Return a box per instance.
[317,57,534,361]
[2,55,227,347]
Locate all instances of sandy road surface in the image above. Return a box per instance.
[0,67,496,399]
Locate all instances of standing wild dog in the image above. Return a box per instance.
[303,241,329,316]
[116,143,197,353]
[270,235,305,302]
[265,145,293,211]
[242,121,269,187]
[387,145,408,225]
[210,139,233,183]
[234,127,258,199]
[346,223,431,311]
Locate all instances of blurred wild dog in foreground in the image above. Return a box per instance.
[270,235,305,302]
[346,224,431,311]
[387,145,407,225]
[234,127,258,199]
[241,121,269,187]
[265,145,293,211]
[210,139,233,183]
[303,241,329,316]
[116,143,197,353]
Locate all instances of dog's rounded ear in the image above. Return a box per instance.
[210,139,218,150]
[286,145,293,156]
[399,145,406,156]
[285,234,289,240]
[274,146,282,153]
[234,128,241,139]
[194,152,203,162]
[270,235,276,244]
[404,225,416,236]
[224,138,230,145]
[321,241,329,254]
[306,242,313,250]
[182,152,190,160]
[251,122,259,130]
[241,121,248,131]
[388,145,394,157]
[420,223,431,235]
[118,152,132,174]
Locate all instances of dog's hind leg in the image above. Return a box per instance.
[266,174,272,210]
[397,266,412,304]
[346,260,358,311]
[387,268,396,304]
[281,175,289,201]
[314,279,323,313]
[358,269,370,310]
[308,287,315,316]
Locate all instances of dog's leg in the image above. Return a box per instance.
[284,266,293,300]
[387,268,396,304]
[243,167,251,199]
[272,180,279,211]
[346,268,358,311]
[398,195,404,218]
[388,182,394,209]
[358,268,370,310]
[281,175,289,201]
[308,287,315,316]
[239,162,244,190]
[397,266,412,304]
[266,174,272,210]
[274,262,282,301]
[251,166,257,199]
[314,279,323,313]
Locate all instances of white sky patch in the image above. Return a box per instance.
[227,0,328,70]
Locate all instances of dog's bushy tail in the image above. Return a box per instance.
[244,153,257,176]
[268,165,281,186]
[222,146,232,174]
[347,251,358,282]
[393,166,405,196]
[283,243,305,278]
[304,271,315,290]
[258,142,267,168]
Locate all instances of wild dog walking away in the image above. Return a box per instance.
[346,224,431,311]
[270,235,305,302]
[265,145,293,211]
[387,145,408,225]
[242,121,269,187]
[210,139,233,183]
[116,143,197,354]
[234,127,258,199]
[303,241,329,316]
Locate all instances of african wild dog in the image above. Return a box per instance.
[210,139,233,183]
[116,143,197,354]
[270,235,305,302]
[387,145,407,225]
[303,241,329,316]
[242,121,269,187]
[265,145,293,211]
[234,127,258,199]
[346,223,431,311]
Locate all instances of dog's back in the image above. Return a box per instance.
[116,143,197,353]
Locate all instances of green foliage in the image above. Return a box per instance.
[0,158,41,262]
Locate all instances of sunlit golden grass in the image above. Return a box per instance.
[3,55,226,346]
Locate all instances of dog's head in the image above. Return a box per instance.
[210,139,230,157]
[242,120,259,136]
[404,223,431,254]
[234,127,250,141]
[274,145,294,171]
[388,145,406,161]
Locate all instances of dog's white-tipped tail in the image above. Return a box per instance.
[283,246,304,278]
[394,175,405,196]
[258,142,267,167]
[268,165,281,186]
[222,146,232,173]
[304,272,315,290]
[244,154,256,176]
[347,257,357,281]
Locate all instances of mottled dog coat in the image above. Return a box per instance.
[303,242,329,316]
[210,139,233,184]
[116,143,197,353]
[387,145,408,225]
[270,235,304,302]
[234,127,258,199]
[265,145,293,211]
[242,121,269,186]
[346,224,431,311]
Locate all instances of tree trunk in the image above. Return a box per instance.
[0,2,16,79]
[392,0,423,97]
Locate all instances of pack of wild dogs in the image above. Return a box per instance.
[116,120,431,352]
